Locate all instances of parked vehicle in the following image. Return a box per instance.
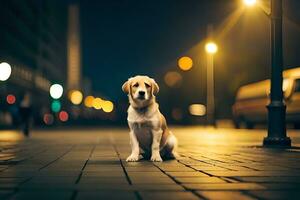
[232,67,300,129]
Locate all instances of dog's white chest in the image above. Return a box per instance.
[131,121,153,151]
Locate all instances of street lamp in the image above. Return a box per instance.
[244,0,291,146]
[243,0,257,6]
[205,41,218,125]
[0,62,12,81]
[49,84,64,99]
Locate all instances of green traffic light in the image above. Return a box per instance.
[51,100,61,113]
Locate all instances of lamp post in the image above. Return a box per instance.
[205,42,218,125]
[244,0,291,146]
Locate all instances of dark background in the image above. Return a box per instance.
[80,0,300,121]
[1,0,300,126]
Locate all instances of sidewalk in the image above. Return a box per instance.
[0,127,300,200]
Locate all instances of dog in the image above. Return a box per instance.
[122,75,177,162]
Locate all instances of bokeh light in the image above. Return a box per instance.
[6,94,16,105]
[51,100,61,113]
[69,90,83,105]
[102,100,114,113]
[243,0,256,6]
[43,113,54,125]
[189,104,206,116]
[92,97,103,110]
[205,42,218,54]
[178,56,193,71]
[84,96,94,108]
[50,84,63,99]
[164,71,182,87]
[0,62,12,81]
[59,111,69,122]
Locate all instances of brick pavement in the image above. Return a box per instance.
[0,127,300,200]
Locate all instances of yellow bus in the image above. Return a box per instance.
[232,67,300,129]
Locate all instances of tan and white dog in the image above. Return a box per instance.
[122,75,177,162]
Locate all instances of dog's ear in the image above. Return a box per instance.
[150,78,159,95]
[122,80,130,93]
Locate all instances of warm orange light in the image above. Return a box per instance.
[205,42,218,54]
[92,97,103,110]
[189,104,206,116]
[243,0,256,6]
[178,56,193,71]
[69,90,83,105]
[84,96,94,108]
[102,100,114,113]
[164,71,182,87]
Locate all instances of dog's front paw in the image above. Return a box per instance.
[126,154,139,162]
[151,153,163,162]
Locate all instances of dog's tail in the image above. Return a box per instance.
[167,132,179,159]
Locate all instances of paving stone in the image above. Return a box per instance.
[126,171,168,178]
[1,128,300,199]
[248,190,300,200]
[206,171,300,177]
[75,191,137,200]
[175,177,226,184]
[130,177,176,184]
[79,177,128,184]
[9,191,73,200]
[166,171,209,177]
[197,191,255,200]
[157,166,196,172]
[184,183,265,190]
[235,176,300,183]
[139,191,200,200]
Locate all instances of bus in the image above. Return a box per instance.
[232,67,300,129]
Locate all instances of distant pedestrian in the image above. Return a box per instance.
[19,92,32,137]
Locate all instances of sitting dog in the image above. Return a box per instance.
[122,75,177,162]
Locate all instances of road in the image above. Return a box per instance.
[0,126,300,200]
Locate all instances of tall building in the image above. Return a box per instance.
[0,0,68,125]
[67,3,81,90]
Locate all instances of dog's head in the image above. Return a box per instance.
[122,75,159,107]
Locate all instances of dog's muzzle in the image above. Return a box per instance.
[138,91,146,100]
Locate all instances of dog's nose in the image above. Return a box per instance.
[139,91,145,96]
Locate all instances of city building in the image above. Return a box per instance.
[0,0,68,126]
[67,3,81,91]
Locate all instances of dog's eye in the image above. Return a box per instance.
[145,83,151,88]
[133,83,139,87]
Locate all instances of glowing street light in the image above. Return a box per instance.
[0,62,12,81]
[49,84,63,99]
[205,42,218,54]
[243,0,257,6]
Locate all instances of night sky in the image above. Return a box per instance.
[80,0,300,118]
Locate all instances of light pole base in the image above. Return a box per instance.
[263,136,291,147]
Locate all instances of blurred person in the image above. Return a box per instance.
[19,92,32,137]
